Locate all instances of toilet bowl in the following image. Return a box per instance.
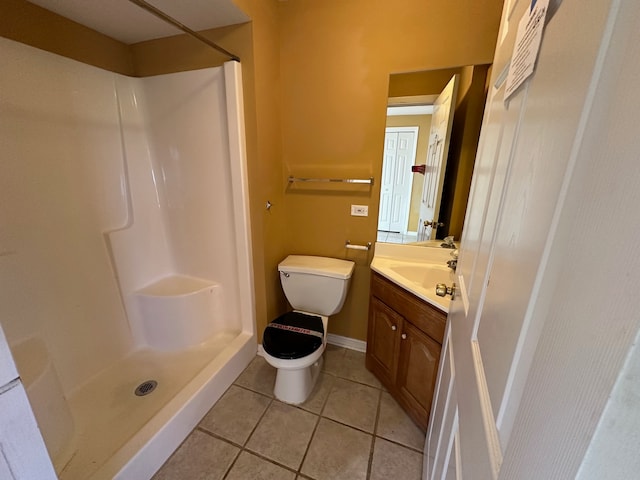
[262,255,355,404]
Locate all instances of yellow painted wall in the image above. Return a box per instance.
[130,24,248,76]
[0,0,133,74]
[388,68,461,98]
[385,115,433,232]
[232,0,288,333]
[277,0,503,341]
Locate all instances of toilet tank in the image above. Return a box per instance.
[278,255,355,316]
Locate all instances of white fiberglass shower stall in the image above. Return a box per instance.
[0,37,256,478]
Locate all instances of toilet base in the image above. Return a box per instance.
[273,355,323,404]
[262,312,328,404]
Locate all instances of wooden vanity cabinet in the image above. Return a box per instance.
[366,271,446,431]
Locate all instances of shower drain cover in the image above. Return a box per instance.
[134,380,158,396]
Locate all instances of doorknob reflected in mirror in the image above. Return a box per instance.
[436,282,456,299]
[424,220,445,228]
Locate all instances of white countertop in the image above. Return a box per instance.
[370,242,456,313]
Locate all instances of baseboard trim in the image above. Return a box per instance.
[257,334,367,356]
[327,334,367,352]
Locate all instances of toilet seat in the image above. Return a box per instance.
[263,312,324,360]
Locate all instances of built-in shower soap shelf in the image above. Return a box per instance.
[134,275,223,351]
[135,275,217,297]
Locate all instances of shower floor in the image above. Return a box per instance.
[56,330,251,480]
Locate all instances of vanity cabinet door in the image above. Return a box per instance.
[367,271,446,430]
[366,296,402,386]
[397,321,442,430]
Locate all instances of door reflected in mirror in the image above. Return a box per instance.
[377,65,491,244]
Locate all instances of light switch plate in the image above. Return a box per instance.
[351,205,368,216]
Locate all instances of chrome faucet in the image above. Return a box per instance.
[440,235,456,249]
[446,249,459,271]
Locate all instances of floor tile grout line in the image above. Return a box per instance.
[220,445,243,480]
[196,383,274,449]
[287,373,334,417]
[232,381,275,399]
[301,398,425,454]
[374,390,427,453]
[374,433,426,454]
[323,365,382,388]
[242,399,320,473]
[242,395,275,448]
[232,355,384,474]
[333,374,382,390]
[196,427,245,449]
[324,346,383,390]
[198,384,276,448]
[367,436,378,480]
[295,373,336,476]
[155,351,425,479]
[314,417,376,480]
[295,414,322,477]
[319,378,380,436]
[240,446,304,477]
[296,474,315,480]
[317,414,378,438]
[199,425,305,478]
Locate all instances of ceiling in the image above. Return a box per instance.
[28,0,250,44]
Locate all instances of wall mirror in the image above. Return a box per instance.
[377,64,491,244]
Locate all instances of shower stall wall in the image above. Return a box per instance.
[0,37,256,479]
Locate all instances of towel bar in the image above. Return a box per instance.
[288,176,374,185]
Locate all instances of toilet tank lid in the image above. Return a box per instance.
[278,255,355,279]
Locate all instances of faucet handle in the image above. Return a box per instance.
[447,250,458,271]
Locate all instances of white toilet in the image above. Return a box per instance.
[262,255,355,404]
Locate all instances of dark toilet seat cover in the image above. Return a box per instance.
[263,312,324,360]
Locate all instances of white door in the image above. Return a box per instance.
[419,76,458,241]
[378,127,418,233]
[425,0,620,478]
[0,326,56,478]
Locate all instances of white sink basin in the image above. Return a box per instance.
[370,243,455,312]
[388,264,452,289]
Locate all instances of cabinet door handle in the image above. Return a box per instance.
[391,325,397,331]
[401,333,407,340]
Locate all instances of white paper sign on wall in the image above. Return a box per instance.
[505,0,550,101]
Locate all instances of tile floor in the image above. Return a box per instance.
[153,345,425,480]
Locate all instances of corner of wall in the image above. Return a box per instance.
[0,0,134,75]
